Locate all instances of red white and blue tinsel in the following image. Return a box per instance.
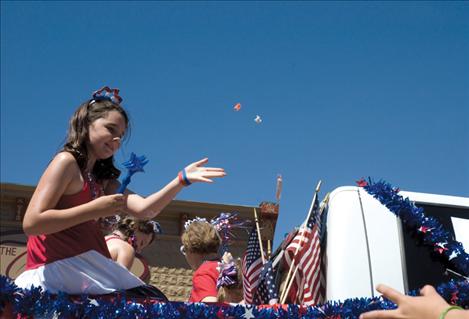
[357,177,469,278]
[0,276,468,318]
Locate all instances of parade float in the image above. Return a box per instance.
[1,178,468,318]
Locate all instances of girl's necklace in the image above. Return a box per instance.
[85,171,103,199]
[87,171,120,230]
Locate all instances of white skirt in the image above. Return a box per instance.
[15,250,145,295]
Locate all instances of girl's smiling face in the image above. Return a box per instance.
[87,110,126,160]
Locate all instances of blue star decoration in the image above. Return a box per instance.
[117,153,149,194]
[122,152,149,174]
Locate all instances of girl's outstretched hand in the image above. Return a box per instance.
[92,194,128,216]
[359,284,450,319]
[184,158,226,183]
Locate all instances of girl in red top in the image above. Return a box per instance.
[15,87,226,295]
[181,218,222,302]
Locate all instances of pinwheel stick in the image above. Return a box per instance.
[117,152,149,194]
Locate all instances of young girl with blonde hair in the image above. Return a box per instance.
[181,219,222,302]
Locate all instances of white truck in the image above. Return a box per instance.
[325,186,469,301]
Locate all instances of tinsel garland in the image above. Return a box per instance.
[1,276,468,318]
[358,177,469,277]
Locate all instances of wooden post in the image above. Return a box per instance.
[254,208,266,264]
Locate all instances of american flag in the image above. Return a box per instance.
[242,226,264,304]
[283,196,324,305]
[254,260,278,305]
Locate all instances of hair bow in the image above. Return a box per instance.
[148,220,162,234]
[92,86,123,105]
[216,253,238,289]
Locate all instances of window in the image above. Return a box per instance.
[400,204,469,292]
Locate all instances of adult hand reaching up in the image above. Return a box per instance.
[360,284,468,319]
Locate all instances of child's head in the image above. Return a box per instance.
[63,87,130,179]
[181,220,221,255]
[181,219,221,269]
[217,252,244,303]
[116,216,162,253]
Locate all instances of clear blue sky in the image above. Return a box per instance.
[1,2,468,248]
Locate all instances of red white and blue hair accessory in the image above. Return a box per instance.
[210,212,250,245]
[99,214,122,231]
[184,213,250,253]
[216,252,239,289]
[91,86,123,105]
[148,220,162,235]
[183,217,208,230]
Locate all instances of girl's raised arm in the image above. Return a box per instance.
[106,158,226,219]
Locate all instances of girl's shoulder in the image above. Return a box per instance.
[107,237,135,253]
[50,151,80,171]
[46,152,83,194]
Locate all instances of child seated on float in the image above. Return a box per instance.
[15,86,225,297]
[180,213,247,302]
[181,218,221,302]
[105,216,162,270]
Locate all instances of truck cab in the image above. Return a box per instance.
[325,186,469,301]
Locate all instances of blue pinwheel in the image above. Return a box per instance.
[117,152,149,194]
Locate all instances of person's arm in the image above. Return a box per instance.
[106,158,226,219]
[23,152,127,235]
[360,284,468,319]
[106,238,136,269]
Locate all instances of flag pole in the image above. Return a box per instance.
[279,180,322,303]
[267,239,272,260]
[280,194,329,304]
[254,208,266,264]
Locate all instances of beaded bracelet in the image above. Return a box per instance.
[439,305,464,319]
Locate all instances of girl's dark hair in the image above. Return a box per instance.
[62,99,130,180]
[117,216,158,244]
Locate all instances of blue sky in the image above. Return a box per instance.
[1,1,468,248]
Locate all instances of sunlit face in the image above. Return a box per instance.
[134,231,153,253]
[87,110,126,160]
